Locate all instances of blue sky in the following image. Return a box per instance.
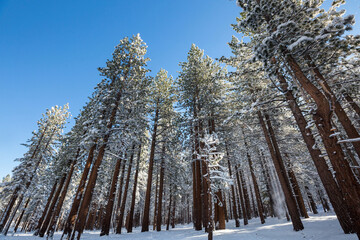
[0,0,359,180]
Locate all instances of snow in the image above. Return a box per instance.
[3,213,357,240]
[338,137,360,143]
[288,36,314,51]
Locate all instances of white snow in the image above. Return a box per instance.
[288,36,314,51]
[3,213,357,240]
[338,137,360,143]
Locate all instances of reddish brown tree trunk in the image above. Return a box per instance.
[153,167,159,231]
[344,93,360,125]
[100,155,123,236]
[258,111,304,231]
[46,153,79,238]
[141,106,159,232]
[166,191,172,231]
[259,149,275,217]
[239,170,252,220]
[116,144,136,234]
[156,144,166,232]
[234,165,247,225]
[276,69,353,232]
[127,145,141,233]
[171,196,176,228]
[38,172,68,237]
[305,56,360,159]
[62,143,96,239]
[214,191,226,230]
[305,186,318,214]
[34,179,58,235]
[13,198,30,233]
[287,166,308,218]
[243,136,265,224]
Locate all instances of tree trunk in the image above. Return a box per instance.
[258,111,304,231]
[34,179,58,235]
[166,191,172,231]
[127,144,141,233]
[46,149,80,238]
[239,170,252,220]
[243,135,265,224]
[305,55,360,159]
[171,196,176,228]
[100,155,123,236]
[214,191,226,230]
[153,167,159,231]
[234,165,247,225]
[258,149,275,217]
[276,69,353,232]
[305,186,318,214]
[116,144,136,234]
[38,172,68,237]
[62,143,96,239]
[13,198,30,233]
[141,106,159,232]
[343,93,360,125]
[156,144,166,232]
[287,165,308,218]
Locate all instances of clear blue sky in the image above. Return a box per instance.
[0,0,359,180]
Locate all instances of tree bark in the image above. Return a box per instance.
[243,135,265,224]
[156,144,166,231]
[258,111,304,231]
[276,69,353,232]
[116,144,136,234]
[34,179,58,235]
[62,143,96,239]
[100,155,123,236]
[127,144,141,233]
[234,164,247,225]
[46,149,80,238]
[141,106,159,232]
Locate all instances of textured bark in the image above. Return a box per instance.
[259,150,275,217]
[234,165,247,225]
[100,156,122,236]
[287,55,360,236]
[214,191,226,230]
[305,55,360,159]
[34,180,58,235]
[156,144,166,232]
[166,192,172,231]
[193,100,203,231]
[199,122,213,238]
[171,196,176,228]
[38,173,67,237]
[258,111,303,231]
[153,168,159,231]
[239,170,252,220]
[127,145,141,233]
[116,144,136,234]
[1,129,55,234]
[344,93,360,125]
[305,186,318,214]
[62,143,96,239]
[243,136,265,224]
[276,69,353,232]
[287,165,308,219]
[114,152,127,223]
[13,198,30,233]
[141,106,159,232]
[46,149,80,238]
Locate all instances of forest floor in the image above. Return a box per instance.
[2,212,357,240]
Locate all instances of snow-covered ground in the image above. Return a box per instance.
[2,213,357,240]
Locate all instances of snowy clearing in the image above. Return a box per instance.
[2,213,357,240]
